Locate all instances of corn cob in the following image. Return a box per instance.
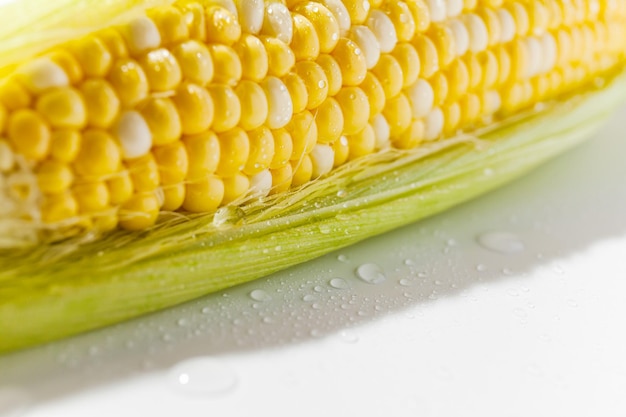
[1,0,626,352]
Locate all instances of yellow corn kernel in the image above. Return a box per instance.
[506,2,530,37]
[316,54,342,96]
[500,82,525,113]
[464,0,478,11]
[161,183,185,211]
[139,48,182,91]
[315,97,344,143]
[332,135,349,167]
[0,105,5,136]
[480,90,501,115]
[170,82,214,135]
[291,13,320,61]
[444,59,470,103]
[216,127,250,177]
[286,110,318,160]
[171,40,214,86]
[412,34,439,78]
[0,79,31,110]
[383,93,412,137]
[80,79,120,129]
[384,1,416,42]
[48,130,80,163]
[428,24,457,68]
[48,49,83,85]
[531,74,551,100]
[7,109,50,161]
[508,38,529,82]
[391,43,420,89]
[183,175,224,212]
[36,87,87,129]
[343,0,370,24]
[208,84,241,133]
[234,80,268,131]
[331,37,368,86]
[359,72,386,118]
[270,163,293,194]
[153,141,189,184]
[371,54,404,99]
[119,192,160,230]
[108,59,149,107]
[282,72,309,113]
[183,131,220,180]
[206,6,241,45]
[476,50,498,89]
[442,101,461,135]
[244,126,275,175]
[41,192,78,223]
[139,97,182,146]
[476,7,501,46]
[294,2,340,53]
[70,37,113,77]
[335,86,370,136]
[127,154,160,192]
[347,124,375,160]
[36,160,74,194]
[407,0,431,33]
[430,71,449,105]
[233,34,269,82]
[182,3,206,41]
[290,154,313,187]
[149,6,188,45]
[459,93,481,125]
[107,170,134,206]
[294,60,329,109]
[495,46,511,86]
[392,118,425,149]
[270,128,293,169]
[73,181,110,213]
[98,29,129,59]
[209,44,243,86]
[262,37,296,78]
[222,173,250,204]
[463,54,482,91]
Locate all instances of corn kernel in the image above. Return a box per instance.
[183,131,220,180]
[127,154,160,192]
[8,109,50,161]
[392,43,421,89]
[114,111,152,159]
[508,38,529,82]
[16,58,69,94]
[287,111,318,160]
[348,25,381,70]
[262,37,296,77]
[74,130,120,177]
[430,71,449,105]
[476,7,501,46]
[495,46,511,86]
[477,50,498,89]
[342,0,370,24]
[444,59,470,103]
[0,140,14,172]
[244,126,275,175]
[384,1,416,42]
[270,128,293,169]
[359,72,386,118]
[172,82,214,135]
[206,6,241,45]
[98,28,129,59]
[459,93,481,125]
[153,141,189,184]
[315,97,344,143]
[0,104,6,135]
[41,192,77,223]
[331,37,368,86]
[426,0,447,22]
[36,87,87,129]
[161,183,185,211]
[282,72,309,114]
[80,79,120,129]
[216,127,250,177]
[35,160,73,194]
[371,54,404,99]
[412,34,439,78]
[270,163,293,194]
[48,49,84,84]
[383,93,412,137]
[294,2,340,53]
[49,130,80,163]
[447,0,464,17]
[183,175,224,212]
[290,154,313,187]
[249,169,273,197]
[294,60,329,109]
[171,40,214,86]
[107,170,134,206]
[506,2,529,37]
[208,84,241,133]
[138,97,182,146]
[480,90,501,115]
[429,24,457,68]
[0,79,31,110]
[392,118,425,149]
[500,82,525,113]
[222,173,250,204]
[316,55,342,96]
[347,124,376,160]
[442,101,461,134]
[139,48,182,91]
[407,78,433,119]
[122,16,161,55]
[70,37,113,77]
[310,143,335,178]
[408,0,431,33]
[209,44,243,86]
[262,76,293,129]
[149,6,189,45]
[291,13,320,60]
[233,80,268,131]
[119,192,160,230]
[463,53,482,91]
[332,135,350,167]
[423,107,444,140]
[108,59,149,107]
[233,34,269,82]
[448,18,470,57]
[371,113,391,149]
[335,86,370,136]
[262,2,294,44]
[367,10,399,53]
[73,181,110,213]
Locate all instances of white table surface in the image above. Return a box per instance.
[1,104,626,417]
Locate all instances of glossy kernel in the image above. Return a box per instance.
[80,79,120,129]
[171,40,214,86]
[139,48,183,92]
[216,127,250,177]
[7,109,51,161]
[294,60,329,109]
[331,38,368,86]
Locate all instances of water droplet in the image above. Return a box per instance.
[329,278,349,289]
[170,358,237,396]
[355,263,387,284]
[483,167,494,176]
[319,224,331,234]
[404,259,415,266]
[337,254,349,263]
[313,285,324,293]
[262,316,274,324]
[201,307,211,314]
[338,330,359,343]
[177,318,189,327]
[477,231,525,254]
[336,189,347,198]
[302,294,317,302]
[399,278,413,286]
[0,387,30,417]
[311,303,321,310]
[249,289,272,302]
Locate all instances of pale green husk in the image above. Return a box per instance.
[1,71,625,353]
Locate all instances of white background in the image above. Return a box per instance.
[1,104,626,417]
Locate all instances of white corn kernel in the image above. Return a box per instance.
[249,169,273,197]
[446,0,463,17]
[349,25,381,69]
[262,76,293,129]
[497,9,516,43]
[17,58,69,94]
[125,17,161,54]
[320,0,351,33]
[426,0,447,23]
[114,111,153,159]
[464,14,488,53]
[262,2,293,44]
[310,144,335,178]
[370,114,391,150]
[407,78,434,119]
[423,107,444,141]
[366,10,398,53]
[449,19,470,57]
[236,0,264,34]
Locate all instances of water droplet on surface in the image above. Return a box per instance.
[302,294,317,302]
[249,289,272,302]
[355,263,387,284]
[477,231,525,254]
[338,330,359,344]
[329,278,349,289]
[399,278,413,286]
[201,307,211,314]
[0,388,30,417]
[170,358,238,396]
[337,254,349,263]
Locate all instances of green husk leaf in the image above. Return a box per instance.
[1,71,625,353]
